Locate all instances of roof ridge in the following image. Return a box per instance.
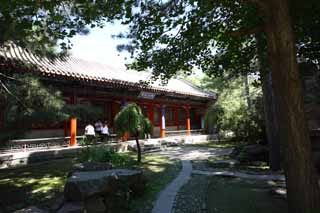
[178,78,217,97]
[0,43,216,100]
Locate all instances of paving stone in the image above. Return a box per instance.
[173,175,210,213]
[152,160,192,213]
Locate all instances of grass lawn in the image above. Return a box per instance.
[0,158,73,212]
[129,154,181,213]
[184,140,244,149]
[207,176,288,213]
[0,153,181,213]
[207,155,271,173]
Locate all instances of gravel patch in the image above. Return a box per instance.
[172,174,210,213]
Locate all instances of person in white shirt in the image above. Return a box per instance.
[101,121,110,142]
[84,122,95,143]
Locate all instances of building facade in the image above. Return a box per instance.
[0,44,216,144]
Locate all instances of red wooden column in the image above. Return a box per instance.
[69,92,77,146]
[147,104,154,135]
[160,105,166,138]
[70,117,77,146]
[186,107,191,136]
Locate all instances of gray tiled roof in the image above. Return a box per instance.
[0,43,216,100]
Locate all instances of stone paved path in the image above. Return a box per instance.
[151,147,232,213]
[172,174,210,213]
[151,146,285,213]
[152,160,192,213]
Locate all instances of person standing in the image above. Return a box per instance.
[84,122,95,144]
[101,121,110,142]
[94,120,103,136]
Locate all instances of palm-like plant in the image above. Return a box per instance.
[114,103,151,163]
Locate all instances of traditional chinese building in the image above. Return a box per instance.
[0,44,217,145]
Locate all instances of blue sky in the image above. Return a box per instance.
[69,21,204,77]
[70,22,130,68]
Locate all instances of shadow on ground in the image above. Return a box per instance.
[207,176,287,213]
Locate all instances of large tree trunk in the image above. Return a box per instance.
[262,72,282,171]
[264,0,320,212]
[256,33,281,171]
[135,135,142,163]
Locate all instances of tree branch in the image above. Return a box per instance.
[0,72,21,82]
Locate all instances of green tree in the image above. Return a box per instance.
[0,74,104,143]
[114,103,151,163]
[0,1,111,142]
[1,1,319,211]
[204,104,224,141]
[107,1,320,211]
[197,74,264,142]
[0,0,122,56]
[0,74,68,142]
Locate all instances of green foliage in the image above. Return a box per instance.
[106,0,320,84]
[78,136,97,146]
[0,1,121,57]
[0,74,103,142]
[114,103,151,162]
[0,74,68,142]
[195,74,265,142]
[78,147,135,168]
[63,103,103,124]
[204,104,224,134]
[114,103,151,137]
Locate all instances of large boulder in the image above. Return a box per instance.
[64,169,145,201]
[232,144,269,162]
[84,197,106,213]
[208,159,240,168]
[68,162,113,177]
[14,206,47,213]
[57,202,84,213]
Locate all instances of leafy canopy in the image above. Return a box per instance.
[114,103,151,137]
[111,0,320,82]
[1,74,68,141]
[0,0,130,57]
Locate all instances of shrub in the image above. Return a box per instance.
[78,146,135,168]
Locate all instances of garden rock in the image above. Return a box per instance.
[270,187,287,200]
[14,206,47,213]
[64,169,145,201]
[233,144,269,162]
[57,202,84,213]
[84,197,106,213]
[68,162,113,177]
[49,196,65,212]
[209,159,239,168]
[103,190,130,212]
